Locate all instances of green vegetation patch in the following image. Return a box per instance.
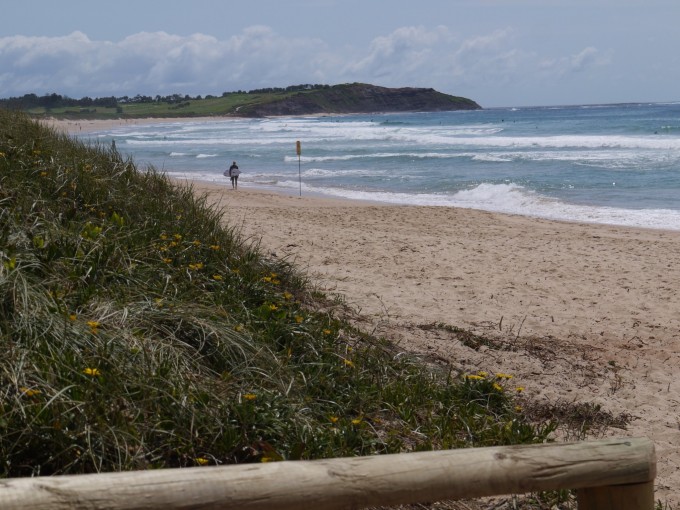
[0,110,551,478]
[6,83,480,120]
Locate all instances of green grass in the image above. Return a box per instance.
[25,92,296,119]
[0,109,557,479]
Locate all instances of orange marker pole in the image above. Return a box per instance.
[296,140,302,196]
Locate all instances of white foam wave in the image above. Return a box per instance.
[163,171,228,184]
[125,137,323,146]
[447,135,680,151]
[125,131,680,153]
[268,181,680,231]
[283,152,458,163]
[196,153,218,158]
[301,167,387,177]
[471,149,680,168]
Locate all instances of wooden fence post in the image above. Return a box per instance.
[578,480,655,510]
[0,437,655,510]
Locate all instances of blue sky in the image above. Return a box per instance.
[2,0,679,107]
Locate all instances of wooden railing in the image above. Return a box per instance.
[0,437,655,510]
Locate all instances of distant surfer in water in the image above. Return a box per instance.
[226,161,240,189]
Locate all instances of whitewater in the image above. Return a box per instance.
[84,101,680,230]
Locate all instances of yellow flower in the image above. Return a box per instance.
[268,304,278,311]
[0,151,5,158]
[234,324,244,332]
[496,373,513,380]
[465,374,484,381]
[174,234,182,240]
[294,315,304,324]
[195,457,209,466]
[188,262,204,271]
[192,240,201,246]
[515,386,525,393]
[492,383,503,392]
[329,415,339,423]
[283,291,293,300]
[83,368,101,376]
[20,387,42,397]
[477,371,488,377]
[162,258,172,264]
[262,276,272,283]
[209,244,220,251]
[243,393,257,401]
[260,456,274,463]
[40,171,48,177]
[212,274,223,281]
[160,234,168,240]
[351,418,362,425]
[86,320,100,328]
[69,314,77,322]
[323,329,332,335]
[342,358,354,367]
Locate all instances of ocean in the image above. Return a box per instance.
[83,102,680,230]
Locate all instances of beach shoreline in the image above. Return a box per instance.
[41,116,239,134]
[188,181,680,505]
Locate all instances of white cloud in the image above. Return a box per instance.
[539,46,612,76]
[339,26,528,93]
[446,28,525,85]
[0,26,615,106]
[3,26,522,98]
[0,29,330,97]
[569,46,605,71]
[346,25,451,76]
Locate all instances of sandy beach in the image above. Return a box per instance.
[187,181,680,504]
[48,117,679,502]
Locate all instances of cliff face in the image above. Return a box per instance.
[239,83,481,117]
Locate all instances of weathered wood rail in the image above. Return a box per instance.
[0,437,655,510]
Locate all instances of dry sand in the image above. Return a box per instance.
[190,181,680,504]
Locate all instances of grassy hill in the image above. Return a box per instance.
[16,83,481,120]
[0,110,556,482]
[22,92,260,119]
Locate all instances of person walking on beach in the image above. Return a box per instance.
[227,161,240,189]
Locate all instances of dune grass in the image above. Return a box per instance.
[0,109,556,479]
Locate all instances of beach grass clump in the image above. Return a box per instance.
[0,109,554,478]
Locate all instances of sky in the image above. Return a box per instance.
[1,0,679,107]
